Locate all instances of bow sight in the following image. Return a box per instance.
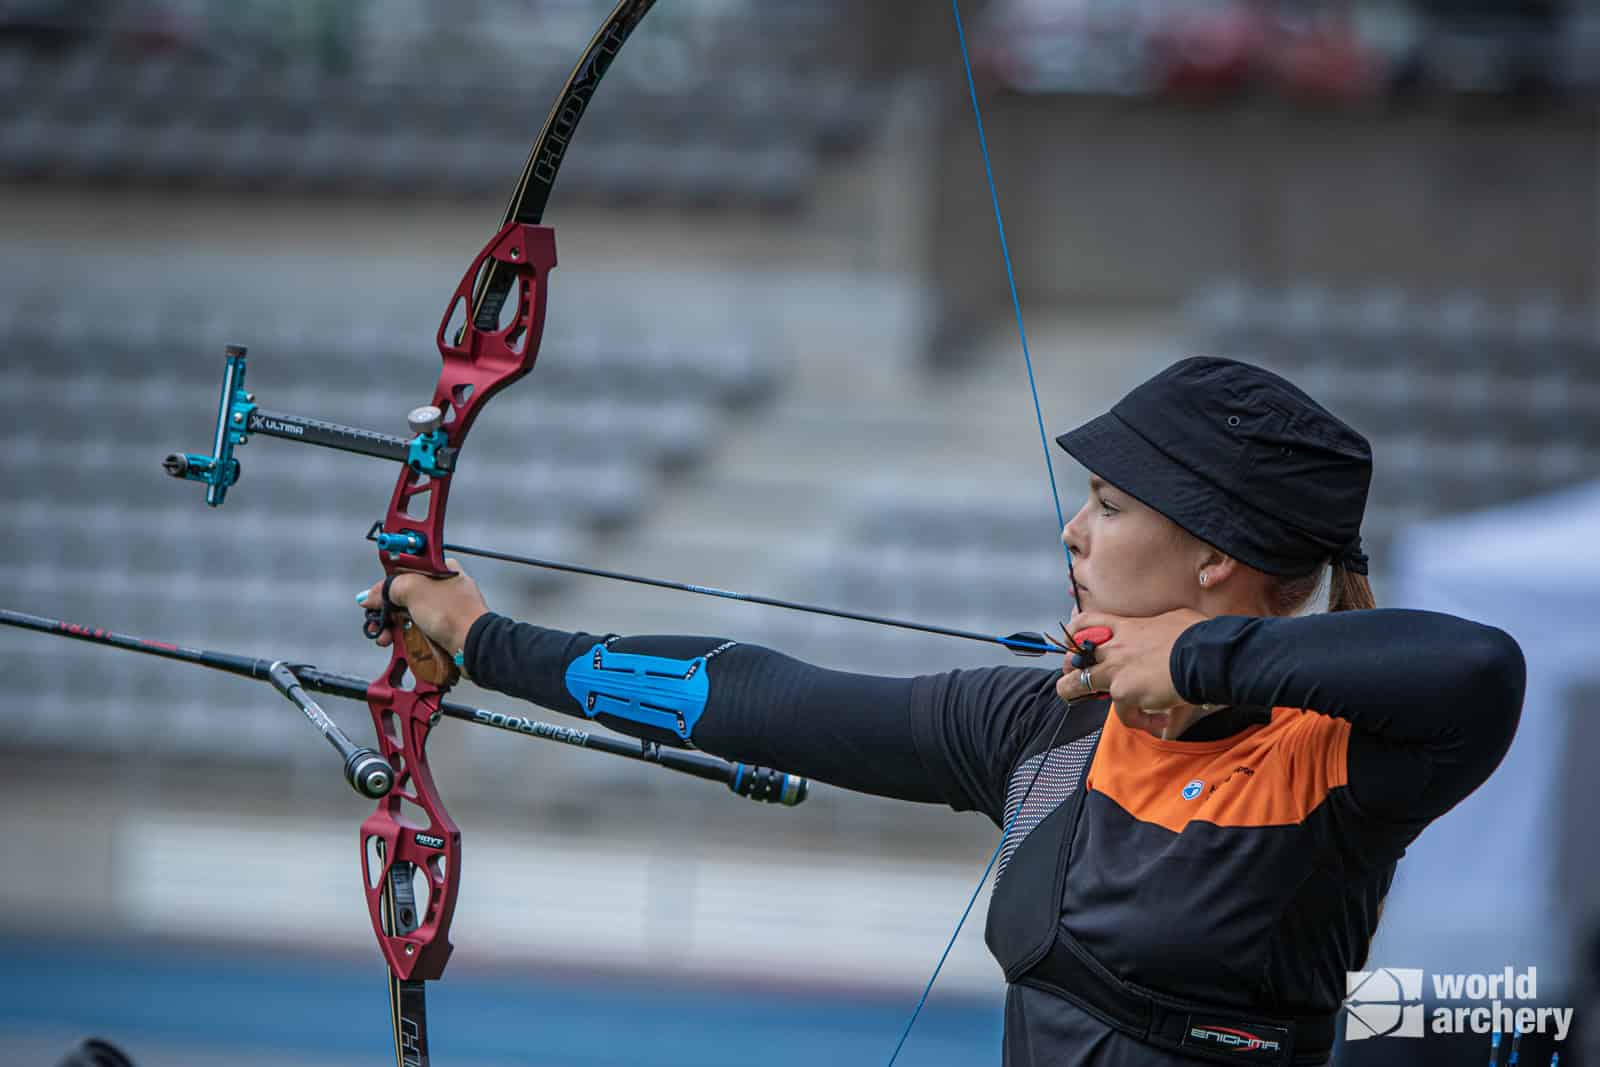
[163,344,457,513]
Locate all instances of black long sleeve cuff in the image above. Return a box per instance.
[464,612,592,718]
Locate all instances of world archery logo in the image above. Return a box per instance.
[1181,779,1205,800]
[1345,968,1426,1039]
[1345,966,1573,1042]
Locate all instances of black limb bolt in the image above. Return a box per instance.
[345,748,395,798]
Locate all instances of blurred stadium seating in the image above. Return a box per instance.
[0,2,1593,1062]
[0,0,874,207]
[970,0,1585,105]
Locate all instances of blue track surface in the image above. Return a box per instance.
[0,935,1004,1065]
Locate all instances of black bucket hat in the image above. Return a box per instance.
[1055,356,1372,576]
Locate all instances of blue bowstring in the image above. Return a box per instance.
[948,0,1071,560]
[883,3,1078,1063]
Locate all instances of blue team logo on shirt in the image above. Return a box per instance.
[1181,779,1205,801]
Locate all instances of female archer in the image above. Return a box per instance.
[365,355,1525,1066]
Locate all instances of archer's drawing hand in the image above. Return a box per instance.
[1060,608,1219,739]
[359,558,490,656]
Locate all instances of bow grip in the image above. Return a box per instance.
[400,612,460,688]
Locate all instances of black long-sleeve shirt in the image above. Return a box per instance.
[464,609,1525,1065]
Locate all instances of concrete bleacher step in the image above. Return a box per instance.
[0,2,873,207]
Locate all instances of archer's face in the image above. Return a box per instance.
[1060,475,1201,620]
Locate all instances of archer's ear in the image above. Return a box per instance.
[1197,552,1243,588]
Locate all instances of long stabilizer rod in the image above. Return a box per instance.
[0,607,806,807]
[2,607,393,798]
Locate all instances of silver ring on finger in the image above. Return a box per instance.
[1080,669,1094,692]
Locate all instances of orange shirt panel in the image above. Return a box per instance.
[1086,705,1352,834]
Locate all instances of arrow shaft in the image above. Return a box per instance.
[438,539,1054,655]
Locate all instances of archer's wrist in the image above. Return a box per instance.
[458,610,500,677]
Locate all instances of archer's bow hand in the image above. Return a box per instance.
[359,558,491,660]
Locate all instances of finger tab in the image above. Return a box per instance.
[1075,625,1113,646]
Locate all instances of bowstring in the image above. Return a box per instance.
[883,2,1085,1062]
[883,704,1073,1065]
[945,0,1073,575]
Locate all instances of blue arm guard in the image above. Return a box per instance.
[564,642,712,742]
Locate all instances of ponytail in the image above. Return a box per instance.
[1266,557,1377,617]
[1328,561,1376,613]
